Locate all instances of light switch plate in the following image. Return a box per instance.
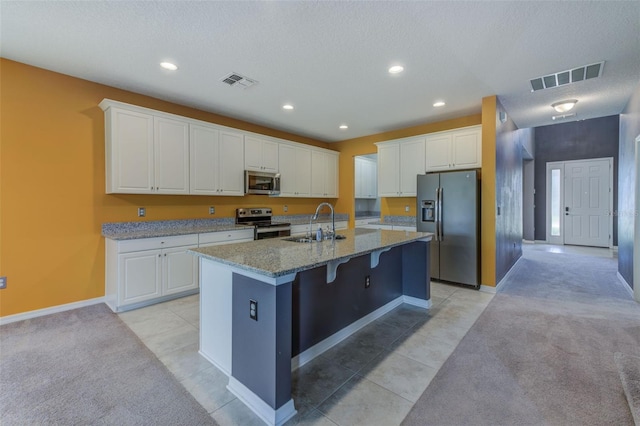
[0,276,6,289]
[209,206,215,215]
[138,207,146,217]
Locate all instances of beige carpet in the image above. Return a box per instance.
[0,303,217,425]
[402,248,640,426]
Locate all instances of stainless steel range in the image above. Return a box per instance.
[236,208,291,240]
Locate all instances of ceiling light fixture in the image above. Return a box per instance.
[282,104,294,110]
[339,124,348,130]
[551,99,577,113]
[388,65,404,74]
[160,62,178,71]
[433,101,446,107]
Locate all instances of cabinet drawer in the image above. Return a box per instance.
[199,229,255,245]
[117,234,199,253]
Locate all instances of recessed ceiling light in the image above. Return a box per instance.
[433,101,446,107]
[388,65,404,74]
[160,62,178,71]
[339,124,348,130]
[282,104,294,110]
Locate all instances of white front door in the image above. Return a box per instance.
[563,158,612,247]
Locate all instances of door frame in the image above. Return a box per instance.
[545,157,614,247]
[634,135,640,302]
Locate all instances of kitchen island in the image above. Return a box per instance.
[190,228,432,426]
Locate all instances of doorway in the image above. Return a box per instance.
[546,157,613,248]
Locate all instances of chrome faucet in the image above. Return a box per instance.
[310,202,335,240]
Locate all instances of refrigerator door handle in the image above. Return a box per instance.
[438,187,443,241]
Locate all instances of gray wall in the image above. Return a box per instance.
[495,99,530,283]
[523,159,535,241]
[534,115,620,243]
[618,82,640,289]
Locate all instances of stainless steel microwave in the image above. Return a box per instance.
[244,170,281,195]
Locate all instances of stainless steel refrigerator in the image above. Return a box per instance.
[416,170,479,287]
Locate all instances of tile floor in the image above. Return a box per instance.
[119,282,494,426]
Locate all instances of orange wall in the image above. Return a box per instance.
[481,96,497,287]
[333,114,482,227]
[0,59,335,317]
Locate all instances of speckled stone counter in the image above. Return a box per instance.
[368,215,417,227]
[102,218,252,240]
[190,227,431,278]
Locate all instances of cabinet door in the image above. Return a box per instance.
[279,144,310,197]
[452,129,481,169]
[325,152,338,197]
[310,150,327,197]
[294,147,312,197]
[261,140,279,173]
[162,246,198,295]
[154,117,189,194]
[218,131,245,196]
[355,158,365,198]
[399,137,425,196]
[367,160,378,198]
[425,134,452,172]
[190,124,220,195]
[107,108,154,193]
[377,143,400,197]
[244,136,263,171]
[119,250,162,305]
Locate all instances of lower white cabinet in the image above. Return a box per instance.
[106,234,199,312]
[105,229,256,312]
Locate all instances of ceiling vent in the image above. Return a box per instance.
[221,72,257,89]
[530,61,604,92]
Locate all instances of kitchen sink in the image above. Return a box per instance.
[283,235,346,243]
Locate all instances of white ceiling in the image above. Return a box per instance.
[2,1,639,142]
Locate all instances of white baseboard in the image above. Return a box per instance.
[0,297,106,326]
[479,285,496,294]
[199,349,231,377]
[403,295,432,309]
[227,376,297,426]
[481,255,526,295]
[617,272,635,298]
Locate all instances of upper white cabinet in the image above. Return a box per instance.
[102,105,189,194]
[244,136,279,173]
[425,126,482,171]
[279,144,312,197]
[376,137,425,197]
[311,150,339,198]
[190,124,244,196]
[355,157,377,199]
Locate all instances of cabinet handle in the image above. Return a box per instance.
[164,253,167,257]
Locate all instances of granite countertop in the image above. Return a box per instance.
[363,215,417,227]
[102,214,350,240]
[102,218,252,240]
[190,228,432,278]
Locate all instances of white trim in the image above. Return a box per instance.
[227,377,297,426]
[403,295,432,309]
[0,297,106,326]
[199,349,231,377]
[617,272,635,298]
[291,296,406,371]
[479,285,496,294]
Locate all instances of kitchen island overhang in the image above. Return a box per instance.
[190,228,433,426]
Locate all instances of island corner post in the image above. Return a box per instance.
[193,231,432,426]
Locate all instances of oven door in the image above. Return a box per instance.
[255,225,291,240]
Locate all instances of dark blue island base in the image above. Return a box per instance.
[224,240,431,425]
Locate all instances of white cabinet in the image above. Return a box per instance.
[244,136,279,173]
[102,104,189,195]
[311,150,339,198]
[425,126,481,171]
[278,144,312,197]
[355,157,377,199]
[106,234,199,312]
[190,124,244,196]
[376,137,425,197]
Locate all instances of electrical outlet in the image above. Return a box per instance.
[138,207,146,217]
[284,205,288,212]
[364,275,371,289]
[405,205,410,212]
[249,299,258,321]
[0,276,6,289]
[209,206,215,215]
